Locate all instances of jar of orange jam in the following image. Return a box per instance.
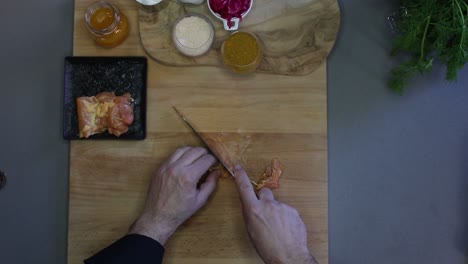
[85,1,129,48]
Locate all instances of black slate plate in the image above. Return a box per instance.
[63,57,147,140]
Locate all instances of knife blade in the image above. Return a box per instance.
[172,106,236,177]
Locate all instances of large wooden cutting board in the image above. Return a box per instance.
[139,0,341,75]
[68,0,332,263]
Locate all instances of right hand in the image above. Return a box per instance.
[234,166,317,264]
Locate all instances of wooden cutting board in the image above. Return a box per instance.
[139,0,341,75]
[68,0,333,263]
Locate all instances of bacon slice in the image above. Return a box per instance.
[76,92,134,138]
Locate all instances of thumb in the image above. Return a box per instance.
[197,170,220,208]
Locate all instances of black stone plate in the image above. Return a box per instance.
[63,57,147,140]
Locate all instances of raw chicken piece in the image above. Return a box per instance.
[76,92,134,138]
[76,96,106,138]
[107,93,134,137]
[256,158,284,191]
[195,132,284,190]
[202,135,235,178]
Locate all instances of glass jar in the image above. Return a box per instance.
[85,1,129,48]
[221,31,263,74]
[172,14,215,57]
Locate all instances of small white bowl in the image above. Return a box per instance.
[207,0,254,31]
[172,14,215,57]
[136,0,170,12]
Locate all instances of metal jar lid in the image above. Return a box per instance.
[0,171,6,190]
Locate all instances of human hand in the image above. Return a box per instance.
[234,166,317,264]
[130,146,220,245]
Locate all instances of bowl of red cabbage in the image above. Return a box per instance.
[208,0,253,31]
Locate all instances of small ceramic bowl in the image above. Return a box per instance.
[207,0,254,31]
[136,0,170,12]
[221,31,263,74]
[172,14,215,57]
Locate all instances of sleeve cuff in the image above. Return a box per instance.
[84,234,165,264]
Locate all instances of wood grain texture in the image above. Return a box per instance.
[139,0,340,75]
[69,0,330,263]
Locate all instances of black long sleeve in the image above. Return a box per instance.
[84,234,165,264]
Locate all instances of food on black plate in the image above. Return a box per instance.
[77,92,134,138]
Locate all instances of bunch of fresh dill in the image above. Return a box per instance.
[389,0,468,94]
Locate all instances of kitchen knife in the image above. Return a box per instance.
[172,106,236,177]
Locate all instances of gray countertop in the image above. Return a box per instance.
[1,0,467,263]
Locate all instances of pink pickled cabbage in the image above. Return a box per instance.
[210,0,252,28]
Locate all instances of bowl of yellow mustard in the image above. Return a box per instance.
[221,31,263,74]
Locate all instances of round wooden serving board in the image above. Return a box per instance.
[139,0,340,75]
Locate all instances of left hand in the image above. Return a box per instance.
[130,146,220,245]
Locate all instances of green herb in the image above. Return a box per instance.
[389,0,468,94]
